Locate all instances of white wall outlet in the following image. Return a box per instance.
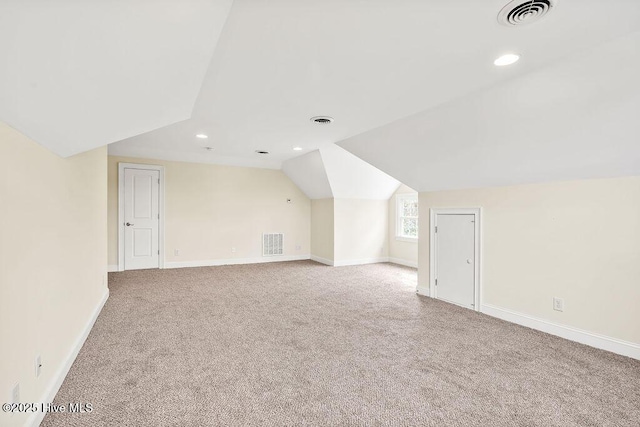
[174,249,180,256]
[295,244,301,251]
[553,297,565,312]
[10,383,19,404]
[231,247,236,253]
[35,355,42,377]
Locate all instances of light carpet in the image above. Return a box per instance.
[42,261,640,426]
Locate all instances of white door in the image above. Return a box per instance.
[435,214,476,309]
[123,168,160,270]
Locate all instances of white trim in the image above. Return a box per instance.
[107,264,119,273]
[166,254,311,269]
[396,193,419,240]
[395,236,418,243]
[429,207,482,311]
[389,257,418,268]
[416,286,430,296]
[333,257,389,267]
[118,162,165,272]
[26,289,109,427]
[481,303,640,360]
[310,255,334,266]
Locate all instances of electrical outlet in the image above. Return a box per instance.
[174,249,180,256]
[35,355,42,377]
[295,245,301,251]
[10,383,19,404]
[231,247,236,253]
[553,297,564,312]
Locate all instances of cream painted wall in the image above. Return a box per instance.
[0,123,108,427]
[310,198,335,262]
[108,156,310,267]
[334,199,388,264]
[418,176,640,344]
[388,184,418,267]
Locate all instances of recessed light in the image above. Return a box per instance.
[494,54,520,66]
[255,150,269,154]
[310,116,334,124]
[196,134,208,139]
[293,147,303,151]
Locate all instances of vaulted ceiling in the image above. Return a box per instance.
[0,0,234,157]
[2,0,639,194]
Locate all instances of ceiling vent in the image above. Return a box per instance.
[498,0,557,26]
[310,116,334,124]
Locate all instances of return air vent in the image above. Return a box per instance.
[263,233,284,256]
[498,0,557,27]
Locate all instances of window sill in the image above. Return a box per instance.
[395,236,418,243]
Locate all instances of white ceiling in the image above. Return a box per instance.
[339,30,640,192]
[2,0,640,194]
[107,0,640,171]
[282,145,400,200]
[0,0,233,157]
[282,150,333,199]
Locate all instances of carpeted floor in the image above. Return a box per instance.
[42,261,640,426]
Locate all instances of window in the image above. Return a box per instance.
[396,194,418,240]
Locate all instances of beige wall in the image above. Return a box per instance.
[334,199,388,264]
[0,123,108,427]
[310,198,335,262]
[418,176,640,344]
[108,156,310,266]
[388,184,418,266]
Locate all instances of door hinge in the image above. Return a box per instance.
[157,178,160,184]
[435,226,438,233]
[435,278,438,286]
[158,250,160,255]
[158,214,160,219]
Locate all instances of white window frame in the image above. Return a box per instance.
[396,194,418,241]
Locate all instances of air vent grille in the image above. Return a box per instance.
[263,233,284,256]
[498,0,556,26]
[310,116,334,124]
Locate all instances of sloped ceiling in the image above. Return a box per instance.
[319,145,399,200]
[282,150,333,199]
[2,0,640,196]
[0,0,233,157]
[107,0,640,173]
[282,145,399,200]
[338,30,640,192]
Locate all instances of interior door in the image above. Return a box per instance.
[435,214,475,309]
[124,168,159,270]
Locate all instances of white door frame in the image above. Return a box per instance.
[429,208,482,311]
[118,162,165,272]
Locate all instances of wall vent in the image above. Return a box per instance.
[263,233,284,256]
[498,0,557,27]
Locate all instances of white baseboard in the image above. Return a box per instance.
[416,286,430,296]
[310,255,334,266]
[27,289,109,427]
[165,254,311,269]
[389,258,418,268]
[481,303,640,360]
[333,257,389,267]
[107,264,119,273]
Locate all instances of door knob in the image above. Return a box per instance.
[467,259,472,264]
[126,222,134,226]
